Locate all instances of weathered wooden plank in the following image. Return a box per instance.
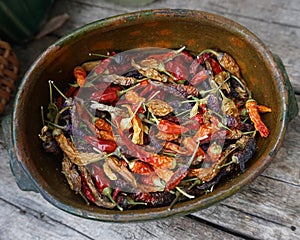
[13,0,300,93]
[2,0,300,239]
[0,143,242,240]
[193,174,300,240]
[47,0,300,92]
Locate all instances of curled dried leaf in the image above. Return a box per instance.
[156,131,179,141]
[55,133,104,165]
[147,99,173,116]
[131,59,168,82]
[103,74,137,86]
[125,90,146,105]
[62,155,81,193]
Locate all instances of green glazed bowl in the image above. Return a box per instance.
[5,9,298,222]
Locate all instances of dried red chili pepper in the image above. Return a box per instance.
[73,66,87,87]
[81,174,95,203]
[95,118,113,132]
[164,141,188,155]
[116,124,153,160]
[165,166,188,191]
[182,137,205,157]
[208,57,223,75]
[190,52,211,75]
[84,135,117,153]
[170,84,199,97]
[157,120,189,135]
[90,86,122,104]
[191,113,204,125]
[92,164,110,193]
[189,69,210,86]
[129,160,154,174]
[165,56,190,80]
[246,100,270,138]
[144,154,174,169]
[93,52,116,74]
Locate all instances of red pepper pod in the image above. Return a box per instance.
[165,58,190,81]
[157,120,189,135]
[81,174,95,203]
[190,52,211,75]
[73,66,87,87]
[92,164,110,193]
[189,69,209,86]
[191,113,204,125]
[209,57,223,75]
[165,165,188,191]
[84,135,117,153]
[90,86,121,103]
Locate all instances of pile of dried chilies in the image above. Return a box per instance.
[39,47,271,211]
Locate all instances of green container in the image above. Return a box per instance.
[0,0,54,42]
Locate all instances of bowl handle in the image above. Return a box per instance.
[274,54,299,122]
[2,115,39,193]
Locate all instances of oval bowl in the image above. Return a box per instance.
[10,9,297,222]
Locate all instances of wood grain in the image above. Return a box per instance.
[1,0,299,239]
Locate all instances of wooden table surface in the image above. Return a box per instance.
[0,0,299,239]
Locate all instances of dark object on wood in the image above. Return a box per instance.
[0,39,18,114]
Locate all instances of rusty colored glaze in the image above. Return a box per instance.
[7,9,298,222]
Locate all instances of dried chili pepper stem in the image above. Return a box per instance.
[187,140,201,166]
[102,187,123,211]
[188,179,202,190]
[168,190,181,211]
[53,106,72,125]
[175,187,195,199]
[49,80,68,100]
[198,49,221,59]
[41,106,45,126]
[230,75,251,98]
[88,52,113,59]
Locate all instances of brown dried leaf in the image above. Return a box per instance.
[125,90,145,105]
[131,59,168,82]
[147,99,173,116]
[55,134,104,165]
[156,131,179,141]
[61,155,81,193]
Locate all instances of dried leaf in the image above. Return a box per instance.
[62,155,81,193]
[125,90,145,105]
[190,102,199,118]
[147,99,173,116]
[55,133,104,165]
[131,59,168,82]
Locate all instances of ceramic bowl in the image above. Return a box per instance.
[6,9,298,222]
